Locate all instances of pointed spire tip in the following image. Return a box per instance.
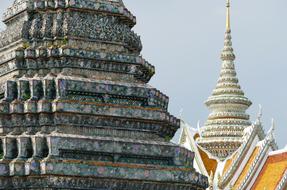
[226,0,231,32]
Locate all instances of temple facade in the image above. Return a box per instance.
[175,1,287,189]
[0,0,209,189]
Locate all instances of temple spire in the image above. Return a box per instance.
[197,0,252,160]
[226,0,231,32]
[221,0,235,62]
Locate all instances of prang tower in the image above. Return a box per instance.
[0,0,208,189]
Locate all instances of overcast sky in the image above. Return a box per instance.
[1,0,286,148]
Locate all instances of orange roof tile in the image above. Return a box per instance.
[223,152,238,176]
[233,146,260,189]
[197,146,218,175]
[251,152,287,190]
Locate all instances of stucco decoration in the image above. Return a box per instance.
[0,0,208,189]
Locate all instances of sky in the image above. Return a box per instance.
[1,0,287,148]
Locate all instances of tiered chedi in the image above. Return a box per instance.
[175,1,285,189]
[197,0,252,160]
[0,0,208,189]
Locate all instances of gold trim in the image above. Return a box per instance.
[226,0,231,31]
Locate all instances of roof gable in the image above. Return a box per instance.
[251,152,287,190]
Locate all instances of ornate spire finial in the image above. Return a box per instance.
[255,104,263,125]
[226,0,231,32]
[258,104,263,118]
[221,0,235,62]
[266,118,276,143]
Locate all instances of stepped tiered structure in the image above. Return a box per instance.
[196,0,252,160]
[175,0,287,189]
[0,0,208,189]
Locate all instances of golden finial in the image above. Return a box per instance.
[226,0,231,32]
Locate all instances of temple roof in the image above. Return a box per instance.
[251,148,287,190]
[232,146,260,189]
[175,0,285,189]
[197,146,218,176]
[177,117,282,189]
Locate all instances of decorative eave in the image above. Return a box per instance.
[177,121,210,177]
[220,124,259,185]
[235,129,276,190]
[253,120,266,141]
[276,162,287,190]
[219,121,278,189]
[250,145,287,190]
[3,0,137,26]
